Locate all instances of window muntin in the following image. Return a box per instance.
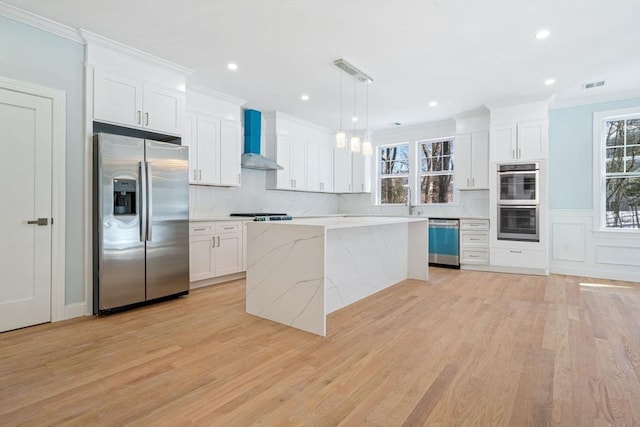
[379,144,409,204]
[602,116,640,229]
[418,139,454,204]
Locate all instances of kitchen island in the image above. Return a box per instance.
[245,216,429,336]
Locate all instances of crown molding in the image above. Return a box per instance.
[79,29,193,75]
[0,1,83,43]
[187,82,247,106]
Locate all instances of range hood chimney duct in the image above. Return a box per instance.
[241,109,283,171]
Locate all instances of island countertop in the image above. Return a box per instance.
[250,216,428,229]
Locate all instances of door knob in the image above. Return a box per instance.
[27,218,48,226]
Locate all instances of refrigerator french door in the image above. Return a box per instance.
[94,133,189,314]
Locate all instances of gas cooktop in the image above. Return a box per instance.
[229,213,293,221]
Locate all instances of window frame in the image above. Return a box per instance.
[375,136,456,206]
[377,142,410,205]
[592,106,640,232]
[416,137,455,205]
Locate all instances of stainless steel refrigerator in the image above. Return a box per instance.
[93,133,189,314]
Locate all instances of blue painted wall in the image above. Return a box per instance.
[549,97,640,209]
[0,16,85,304]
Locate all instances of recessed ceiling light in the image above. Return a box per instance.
[429,101,438,107]
[544,78,555,86]
[227,62,238,71]
[536,29,550,40]
[300,94,309,101]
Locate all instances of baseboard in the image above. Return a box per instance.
[64,302,88,320]
[190,272,246,289]
[550,265,640,283]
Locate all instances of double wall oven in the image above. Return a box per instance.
[497,163,540,242]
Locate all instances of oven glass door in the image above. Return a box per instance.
[498,205,539,242]
[499,171,538,204]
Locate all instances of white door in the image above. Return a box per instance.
[455,133,473,190]
[0,88,53,332]
[197,115,221,185]
[219,119,241,186]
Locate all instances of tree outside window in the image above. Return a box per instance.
[419,139,454,203]
[379,144,409,204]
[604,116,640,228]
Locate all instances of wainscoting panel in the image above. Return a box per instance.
[552,222,586,262]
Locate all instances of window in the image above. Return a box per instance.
[377,137,455,205]
[418,139,454,203]
[379,144,409,204]
[597,109,640,229]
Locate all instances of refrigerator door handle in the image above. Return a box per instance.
[146,161,153,241]
[139,161,147,242]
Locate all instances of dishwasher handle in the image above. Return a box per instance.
[429,219,460,228]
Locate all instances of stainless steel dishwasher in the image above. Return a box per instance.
[428,218,460,268]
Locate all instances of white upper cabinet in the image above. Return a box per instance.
[351,152,371,193]
[270,134,307,190]
[456,131,489,190]
[185,112,241,187]
[307,143,334,193]
[490,119,547,162]
[93,69,184,136]
[334,149,352,193]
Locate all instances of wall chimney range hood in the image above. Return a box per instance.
[241,109,283,171]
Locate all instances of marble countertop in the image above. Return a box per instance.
[247,216,428,230]
[190,214,488,222]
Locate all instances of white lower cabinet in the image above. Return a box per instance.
[189,221,243,282]
[491,247,547,269]
[460,219,489,266]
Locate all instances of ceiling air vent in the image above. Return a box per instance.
[583,80,606,90]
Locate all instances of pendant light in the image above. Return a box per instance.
[350,74,361,152]
[336,70,346,149]
[361,81,373,156]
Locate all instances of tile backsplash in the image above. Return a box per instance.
[190,169,338,218]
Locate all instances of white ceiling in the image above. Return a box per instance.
[4,0,640,131]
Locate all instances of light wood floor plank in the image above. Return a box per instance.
[1,269,639,426]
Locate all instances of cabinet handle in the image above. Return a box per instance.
[193,169,197,181]
[472,178,475,187]
[223,226,234,230]
[137,110,142,124]
[145,112,149,126]
[211,237,215,248]
[512,149,516,159]
[518,148,521,159]
[470,238,480,241]
[509,250,522,254]
[193,228,206,231]
[469,255,479,258]
[467,178,469,187]
[199,170,202,180]
[237,174,241,184]
[217,236,220,247]
[362,184,364,191]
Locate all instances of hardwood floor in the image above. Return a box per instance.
[1,269,639,426]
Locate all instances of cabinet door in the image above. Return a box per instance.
[490,123,517,161]
[334,149,352,193]
[352,153,367,193]
[220,119,242,186]
[290,138,307,190]
[93,69,143,128]
[196,115,221,185]
[517,120,547,160]
[307,144,321,191]
[275,134,293,189]
[189,235,215,281]
[455,133,473,190]
[183,113,198,184]
[216,233,243,276]
[318,145,334,192]
[470,131,489,189]
[143,84,184,135]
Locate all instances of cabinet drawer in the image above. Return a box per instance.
[491,248,547,269]
[460,219,489,231]
[216,221,242,234]
[461,232,488,246]
[190,223,214,235]
[461,249,489,264]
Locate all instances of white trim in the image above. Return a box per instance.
[187,83,247,107]
[64,302,87,320]
[0,2,83,43]
[79,29,193,75]
[0,76,67,322]
[550,266,640,283]
[84,62,94,316]
[592,106,640,231]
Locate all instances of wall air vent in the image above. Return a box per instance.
[583,80,606,90]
